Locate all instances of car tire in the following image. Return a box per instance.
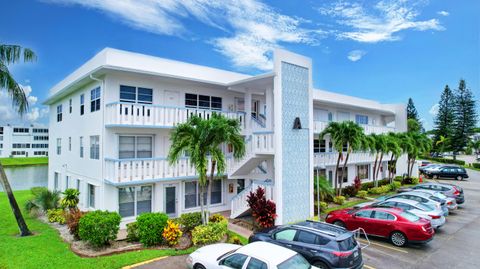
[333,220,346,228]
[194,264,206,269]
[390,231,407,247]
[456,175,463,181]
[313,261,329,269]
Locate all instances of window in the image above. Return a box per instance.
[275,229,297,241]
[313,139,326,153]
[355,210,373,218]
[33,128,48,133]
[357,164,369,180]
[34,151,48,156]
[221,254,248,269]
[34,136,48,141]
[355,114,368,125]
[246,258,268,269]
[119,136,153,159]
[76,179,80,191]
[119,85,153,104]
[119,186,152,217]
[69,99,72,113]
[80,137,84,158]
[296,231,318,244]
[54,172,59,191]
[328,112,333,122]
[89,136,100,159]
[337,168,348,183]
[184,181,222,209]
[373,211,395,220]
[88,184,95,208]
[184,93,222,110]
[68,137,72,151]
[237,179,245,194]
[278,254,311,269]
[65,176,70,190]
[13,127,29,133]
[57,105,63,122]
[57,138,61,155]
[80,94,85,115]
[90,87,101,112]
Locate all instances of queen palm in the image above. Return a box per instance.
[319,122,345,195]
[373,134,389,182]
[385,133,402,182]
[168,114,245,224]
[0,44,36,236]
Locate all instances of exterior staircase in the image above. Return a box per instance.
[230,180,274,219]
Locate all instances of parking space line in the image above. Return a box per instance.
[364,265,376,269]
[358,238,408,254]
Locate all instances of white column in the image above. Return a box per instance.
[265,87,273,131]
[245,90,252,131]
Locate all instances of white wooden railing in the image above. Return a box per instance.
[227,132,275,175]
[105,157,219,183]
[314,152,377,167]
[106,102,245,128]
[314,120,395,135]
[230,181,273,219]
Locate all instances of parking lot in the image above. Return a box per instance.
[360,168,480,269]
[131,168,480,269]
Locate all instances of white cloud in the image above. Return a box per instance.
[0,84,48,125]
[429,103,439,116]
[318,0,445,43]
[347,50,367,61]
[437,11,449,16]
[45,0,323,70]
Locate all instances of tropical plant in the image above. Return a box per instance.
[191,218,228,246]
[25,187,61,213]
[60,188,80,212]
[385,133,402,183]
[78,210,121,247]
[47,209,66,224]
[314,176,334,202]
[246,186,277,228]
[0,44,37,236]
[162,220,183,246]
[66,210,85,240]
[136,212,169,246]
[405,132,431,177]
[168,114,245,224]
[179,212,203,233]
[333,195,346,205]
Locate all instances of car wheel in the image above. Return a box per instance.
[333,220,346,228]
[313,261,329,269]
[456,175,463,181]
[390,231,407,247]
[194,264,206,269]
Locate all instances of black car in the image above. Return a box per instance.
[424,165,469,180]
[248,220,363,269]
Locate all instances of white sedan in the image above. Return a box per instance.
[186,241,318,269]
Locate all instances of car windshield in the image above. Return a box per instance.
[277,254,311,269]
[417,203,435,211]
[338,236,357,251]
[400,211,420,222]
[429,196,442,203]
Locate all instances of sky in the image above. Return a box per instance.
[1,0,479,130]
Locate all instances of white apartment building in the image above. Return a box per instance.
[44,48,409,225]
[0,125,49,158]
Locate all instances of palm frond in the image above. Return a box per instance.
[0,62,29,114]
[0,44,37,65]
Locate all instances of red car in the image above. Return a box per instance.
[325,207,434,247]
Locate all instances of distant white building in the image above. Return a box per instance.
[0,125,49,158]
[43,48,410,225]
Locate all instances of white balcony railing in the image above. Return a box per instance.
[227,132,275,175]
[106,102,245,128]
[314,152,377,167]
[314,121,395,135]
[105,157,220,183]
[230,180,273,219]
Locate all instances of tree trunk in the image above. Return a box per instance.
[205,160,216,225]
[376,152,384,180]
[373,154,379,187]
[339,153,350,196]
[0,163,32,236]
[334,153,342,196]
[388,155,395,183]
[199,174,206,225]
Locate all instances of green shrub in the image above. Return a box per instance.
[227,235,242,245]
[319,202,328,213]
[361,179,390,190]
[25,187,60,213]
[333,196,346,205]
[368,185,391,195]
[47,209,66,224]
[411,177,420,185]
[126,222,140,242]
[179,212,203,232]
[78,210,121,247]
[394,176,403,182]
[192,219,228,246]
[422,156,466,165]
[136,212,169,246]
[472,163,480,169]
[209,214,226,223]
[389,182,400,191]
[356,190,368,199]
[342,185,357,197]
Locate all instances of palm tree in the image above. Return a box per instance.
[373,134,389,182]
[435,135,449,154]
[405,132,431,177]
[0,44,36,236]
[320,121,364,196]
[168,114,245,224]
[385,133,402,182]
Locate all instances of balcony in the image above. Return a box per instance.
[314,121,396,135]
[105,102,245,129]
[314,152,376,167]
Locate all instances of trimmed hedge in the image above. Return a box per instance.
[423,156,466,165]
[356,190,368,199]
[192,219,228,246]
[361,178,390,190]
[179,212,203,233]
[78,210,121,247]
[136,212,169,246]
[472,163,480,169]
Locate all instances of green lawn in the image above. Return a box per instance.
[0,190,195,269]
[0,157,48,167]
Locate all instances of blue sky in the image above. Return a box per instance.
[1,0,479,129]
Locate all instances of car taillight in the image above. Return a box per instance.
[429,215,441,219]
[421,226,427,232]
[453,190,460,195]
[447,201,452,205]
[332,251,353,257]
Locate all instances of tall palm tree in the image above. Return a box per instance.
[405,132,431,177]
[385,133,402,182]
[319,122,345,195]
[168,114,245,224]
[0,44,36,236]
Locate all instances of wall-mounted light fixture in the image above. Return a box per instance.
[293,117,302,129]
